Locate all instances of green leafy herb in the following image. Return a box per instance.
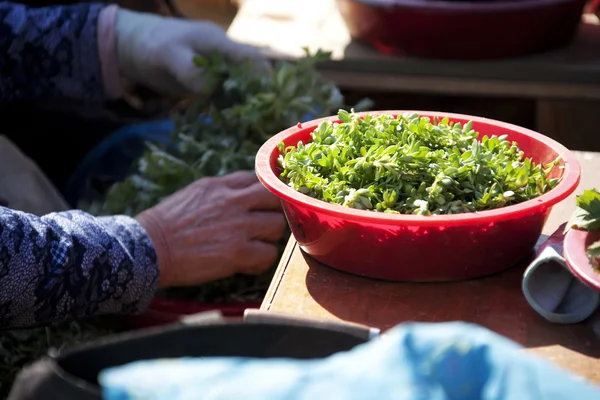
[566,189,600,271]
[278,110,561,215]
[83,49,372,302]
[567,189,600,231]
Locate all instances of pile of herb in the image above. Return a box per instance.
[83,49,372,302]
[566,189,600,270]
[278,110,561,215]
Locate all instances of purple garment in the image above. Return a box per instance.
[0,208,159,328]
[0,1,105,101]
[0,2,159,328]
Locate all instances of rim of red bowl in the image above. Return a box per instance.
[256,110,581,227]
[348,0,583,12]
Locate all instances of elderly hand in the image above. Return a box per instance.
[135,171,287,288]
[114,9,268,96]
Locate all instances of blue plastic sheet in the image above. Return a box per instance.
[99,322,600,400]
[64,119,177,205]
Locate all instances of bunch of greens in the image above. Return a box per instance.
[566,189,600,270]
[0,321,115,398]
[84,49,372,302]
[278,110,561,215]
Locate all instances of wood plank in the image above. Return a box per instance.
[229,0,600,97]
[317,70,600,100]
[172,0,238,28]
[261,151,600,384]
[536,99,600,151]
[261,234,296,311]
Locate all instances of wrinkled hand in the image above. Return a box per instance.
[114,9,268,96]
[136,171,286,288]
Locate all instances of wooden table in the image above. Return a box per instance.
[261,151,600,384]
[228,1,600,150]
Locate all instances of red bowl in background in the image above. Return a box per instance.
[336,0,587,59]
[123,298,262,329]
[256,111,580,282]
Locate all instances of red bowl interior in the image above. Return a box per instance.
[256,111,580,282]
[564,228,600,292]
[336,0,587,59]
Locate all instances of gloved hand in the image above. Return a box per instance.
[114,9,268,96]
[135,171,286,288]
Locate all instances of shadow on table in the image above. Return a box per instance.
[301,247,600,359]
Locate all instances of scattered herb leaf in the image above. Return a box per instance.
[566,189,600,232]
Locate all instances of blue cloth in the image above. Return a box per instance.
[99,322,600,400]
[64,119,178,205]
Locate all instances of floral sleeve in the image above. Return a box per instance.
[0,2,106,101]
[0,208,159,329]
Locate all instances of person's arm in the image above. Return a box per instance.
[0,1,268,102]
[0,2,120,101]
[0,207,158,329]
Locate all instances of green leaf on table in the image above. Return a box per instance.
[566,189,600,232]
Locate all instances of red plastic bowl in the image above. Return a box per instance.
[336,0,587,59]
[564,228,600,293]
[256,111,580,282]
[123,298,262,329]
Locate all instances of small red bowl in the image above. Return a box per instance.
[336,0,587,59]
[256,111,580,282]
[564,228,600,292]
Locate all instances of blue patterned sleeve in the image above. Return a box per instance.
[0,2,106,101]
[0,207,159,329]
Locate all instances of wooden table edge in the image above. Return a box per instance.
[261,237,297,311]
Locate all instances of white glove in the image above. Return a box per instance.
[114,9,268,96]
